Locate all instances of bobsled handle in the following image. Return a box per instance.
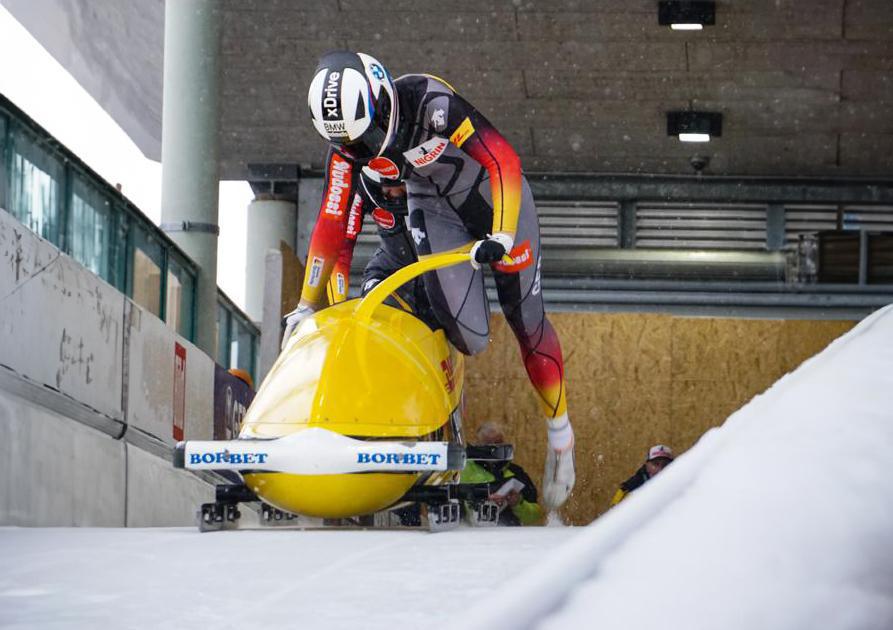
[354,252,472,323]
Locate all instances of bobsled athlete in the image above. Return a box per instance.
[283,51,574,509]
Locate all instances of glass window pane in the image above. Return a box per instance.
[69,174,112,279]
[0,114,7,209]
[8,127,64,245]
[216,303,230,366]
[235,319,256,379]
[131,225,164,317]
[167,256,195,340]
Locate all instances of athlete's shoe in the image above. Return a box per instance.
[543,437,576,510]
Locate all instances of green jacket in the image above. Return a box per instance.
[461,459,543,525]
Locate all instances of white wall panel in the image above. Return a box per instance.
[0,388,125,526]
[126,303,214,444]
[0,209,124,420]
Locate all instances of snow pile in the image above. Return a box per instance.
[459,304,893,630]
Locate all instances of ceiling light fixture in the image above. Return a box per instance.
[667,111,723,143]
[658,1,716,31]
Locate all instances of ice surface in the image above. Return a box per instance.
[0,526,573,629]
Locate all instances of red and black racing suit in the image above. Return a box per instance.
[300,74,567,421]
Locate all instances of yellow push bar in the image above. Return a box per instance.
[354,252,472,323]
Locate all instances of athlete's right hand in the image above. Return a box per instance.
[281,304,315,350]
[469,233,514,270]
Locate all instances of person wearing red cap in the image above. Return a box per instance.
[610,444,675,506]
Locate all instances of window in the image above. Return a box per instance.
[131,225,165,318]
[167,255,196,339]
[0,114,8,209]
[68,174,113,279]
[216,302,231,366]
[8,127,64,245]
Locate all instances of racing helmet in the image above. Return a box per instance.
[308,51,398,163]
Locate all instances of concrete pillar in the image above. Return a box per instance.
[160,0,221,356]
[245,199,296,322]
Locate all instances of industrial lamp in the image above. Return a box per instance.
[667,111,723,143]
[658,1,716,30]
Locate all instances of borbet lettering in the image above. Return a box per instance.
[325,159,351,216]
[324,71,341,118]
[189,451,269,465]
[356,452,442,466]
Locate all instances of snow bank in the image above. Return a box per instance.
[457,304,893,630]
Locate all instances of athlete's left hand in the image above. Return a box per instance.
[470,233,514,269]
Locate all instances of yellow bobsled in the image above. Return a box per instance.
[174,253,508,530]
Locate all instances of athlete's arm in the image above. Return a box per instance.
[325,190,366,304]
[299,148,358,309]
[443,94,523,241]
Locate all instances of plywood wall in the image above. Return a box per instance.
[462,312,855,526]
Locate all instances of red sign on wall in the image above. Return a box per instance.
[173,342,187,441]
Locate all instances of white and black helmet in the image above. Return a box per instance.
[308,51,397,163]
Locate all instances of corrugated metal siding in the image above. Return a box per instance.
[536,201,619,248]
[636,203,767,250]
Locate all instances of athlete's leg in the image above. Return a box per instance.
[492,179,574,509]
[409,203,490,355]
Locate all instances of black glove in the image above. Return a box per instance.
[473,239,507,265]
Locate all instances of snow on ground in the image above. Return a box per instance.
[0,526,574,629]
[456,304,893,630]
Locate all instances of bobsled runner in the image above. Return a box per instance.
[174,253,514,532]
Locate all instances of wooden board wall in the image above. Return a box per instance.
[462,312,855,525]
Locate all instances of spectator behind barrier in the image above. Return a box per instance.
[610,444,675,507]
[461,421,543,526]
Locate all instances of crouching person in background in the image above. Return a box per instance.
[462,422,542,526]
[610,444,675,507]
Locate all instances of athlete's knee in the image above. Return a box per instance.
[448,329,488,356]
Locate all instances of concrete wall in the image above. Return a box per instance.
[0,207,217,526]
[126,302,215,445]
[0,214,124,422]
[463,312,855,525]
[0,387,126,526]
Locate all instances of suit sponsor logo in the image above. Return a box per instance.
[411,226,427,246]
[346,193,364,238]
[308,256,324,287]
[324,156,351,217]
[372,207,396,229]
[324,71,341,118]
[404,137,449,168]
[450,117,475,148]
[532,256,542,295]
[494,240,534,273]
[431,108,446,131]
[336,272,346,297]
[368,156,400,179]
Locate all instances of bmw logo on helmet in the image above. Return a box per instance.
[308,51,397,163]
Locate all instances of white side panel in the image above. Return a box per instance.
[126,303,214,444]
[0,208,124,420]
[0,389,126,526]
[125,445,213,527]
